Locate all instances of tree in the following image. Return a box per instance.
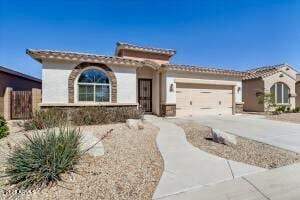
[256,91,276,113]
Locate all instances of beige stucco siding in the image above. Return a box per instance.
[242,79,265,112]
[296,82,300,107]
[263,72,296,109]
[42,61,137,104]
[278,66,297,80]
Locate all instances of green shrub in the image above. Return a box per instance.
[71,107,142,126]
[24,109,68,130]
[0,116,9,139]
[275,105,287,113]
[286,107,291,113]
[5,127,82,189]
[295,107,300,113]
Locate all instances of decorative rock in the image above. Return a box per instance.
[138,120,144,130]
[212,129,237,145]
[81,131,104,156]
[126,119,143,130]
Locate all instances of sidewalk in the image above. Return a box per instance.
[160,162,300,200]
[145,116,266,200]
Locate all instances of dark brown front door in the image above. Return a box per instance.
[138,79,152,112]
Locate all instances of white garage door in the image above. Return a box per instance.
[176,83,233,117]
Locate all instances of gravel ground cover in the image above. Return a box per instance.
[175,120,300,169]
[265,113,300,124]
[0,122,163,200]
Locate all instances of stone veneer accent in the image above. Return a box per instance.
[40,105,138,122]
[68,63,117,103]
[161,104,176,117]
[235,103,244,113]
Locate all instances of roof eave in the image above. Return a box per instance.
[116,42,176,56]
[163,65,246,78]
[26,49,43,63]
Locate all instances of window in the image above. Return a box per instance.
[78,68,110,102]
[270,82,290,104]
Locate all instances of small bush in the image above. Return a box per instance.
[0,116,9,139]
[71,107,142,126]
[24,109,68,130]
[275,105,287,113]
[295,107,300,113]
[5,127,82,189]
[286,107,291,113]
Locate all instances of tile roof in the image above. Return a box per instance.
[0,66,41,82]
[243,64,292,80]
[26,49,144,66]
[116,42,176,56]
[163,64,247,77]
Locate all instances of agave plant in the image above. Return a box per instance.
[4,127,82,190]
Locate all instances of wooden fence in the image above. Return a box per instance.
[11,91,32,119]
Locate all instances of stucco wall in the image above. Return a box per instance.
[42,61,137,104]
[263,72,296,109]
[120,50,170,64]
[242,79,265,112]
[296,82,300,107]
[278,66,297,80]
[164,71,243,104]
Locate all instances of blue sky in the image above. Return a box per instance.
[0,0,299,78]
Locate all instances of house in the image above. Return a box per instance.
[243,64,299,112]
[0,66,41,119]
[297,74,300,107]
[27,42,246,117]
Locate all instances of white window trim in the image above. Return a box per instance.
[75,66,112,104]
[272,83,290,105]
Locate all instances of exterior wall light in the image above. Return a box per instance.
[170,83,174,92]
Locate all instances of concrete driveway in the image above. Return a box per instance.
[178,114,300,154]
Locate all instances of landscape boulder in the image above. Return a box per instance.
[212,129,237,145]
[126,119,144,130]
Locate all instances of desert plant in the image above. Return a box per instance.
[24,109,68,130]
[5,127,82,190]
[0,116,9,139]
[256,92,276,113]
[275,105,287,113]
[71,107,142,126]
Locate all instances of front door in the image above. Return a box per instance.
[138,79,152,112]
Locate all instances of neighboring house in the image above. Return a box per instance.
[0,66,41,119]
[296,74,300,107]
[243,64,299,112]
[27,42,245,117]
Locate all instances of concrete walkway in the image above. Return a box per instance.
[161,162,300,200]
[184,114,300,153]
[145,116,266,200]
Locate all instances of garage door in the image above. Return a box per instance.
[176,83,233,117]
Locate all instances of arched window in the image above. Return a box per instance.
[270,82,290,104]
[78,68,110,102]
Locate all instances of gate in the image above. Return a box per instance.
[138,79,152,112]
[11,91,32,119]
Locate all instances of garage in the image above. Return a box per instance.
[176,83,234,117]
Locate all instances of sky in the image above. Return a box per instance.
[0,0,299,78]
